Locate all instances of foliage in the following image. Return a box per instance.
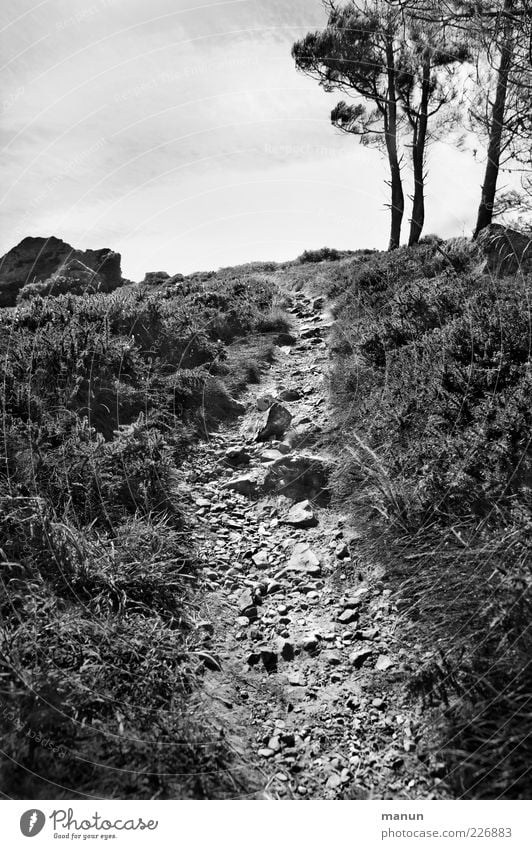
[0,267,288,798]
[293,1,470,247]
[293,0,407,248]
[330,241,531,523]
[298,247,345,263]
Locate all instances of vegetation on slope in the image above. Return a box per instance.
[2,236,531,800]
[321,239,532,798]
[0,265,290,799]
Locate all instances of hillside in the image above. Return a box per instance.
[0,236,127,306]
[0,232,530,799]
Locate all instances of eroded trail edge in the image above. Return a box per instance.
[181,287,445,800]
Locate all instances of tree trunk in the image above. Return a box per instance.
[408,56,431,246]
[409,148,425,246]
[388,159,404,250]
[473,0,515,238]
[385,31,404,250]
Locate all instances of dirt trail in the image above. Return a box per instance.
[181,285,445,800]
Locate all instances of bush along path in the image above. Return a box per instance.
[181,287,449,800]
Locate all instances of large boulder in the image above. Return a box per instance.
[0,236,71,306]
[81,248,123,290]
[477,224,532,275]
[255,402,293,442]
[141,271,171,287]
[0,236,126,306]
[263,453,332,503]
[286,542,321,576]
[282,499,318,528]
[220,473,261,497]
[17,258,104,301]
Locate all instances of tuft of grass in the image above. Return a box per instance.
[255,306,292,333]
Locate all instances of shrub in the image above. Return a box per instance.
[0,261,283,798]
[328,237,532,798]
[298,246,343,263]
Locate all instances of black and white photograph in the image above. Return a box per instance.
[0,0,531,834]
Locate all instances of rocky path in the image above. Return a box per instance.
[181,288,445,800]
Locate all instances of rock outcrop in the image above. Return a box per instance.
[263,453,332,503]
[0,236,126,306]
[142,271,184,287]
[255,402,293,442]
[477,224,532,275]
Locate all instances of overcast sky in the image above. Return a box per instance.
[1,0,484,279]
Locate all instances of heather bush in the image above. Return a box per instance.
[330,244,531,524]
[298,246,344,263]
[328,239,532,798]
